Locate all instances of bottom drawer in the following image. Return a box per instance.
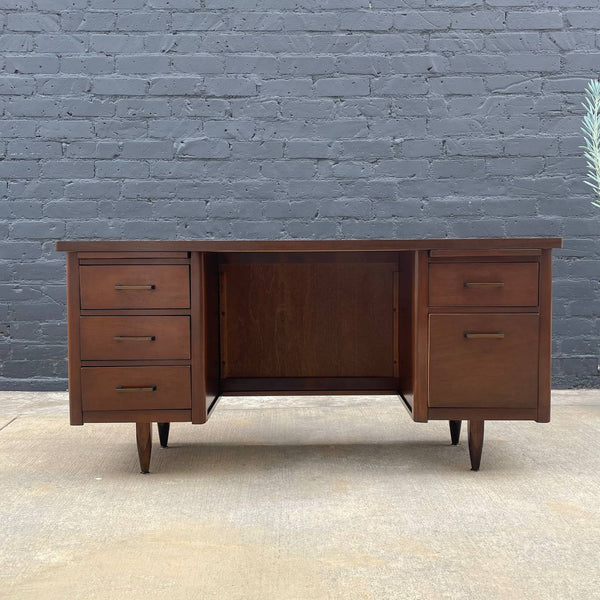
[429,314,539,409]
[81,366,191,411]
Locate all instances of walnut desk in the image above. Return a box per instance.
[56,238,562,473]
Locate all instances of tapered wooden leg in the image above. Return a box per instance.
[157,422,170,448]
[136,422,152,474]
[468,420,484,471]
[449,420,462,445]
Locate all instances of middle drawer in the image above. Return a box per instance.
[80,316,190,360]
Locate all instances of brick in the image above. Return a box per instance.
[451,11,505,30]
[204,77,257,96]
[368,34,426,52]
[170,99,229,117]
[37,120,93,138]
[204,120,255,140]
[280,56,335,75]
[41,160,94,178]
[172,12,229,30]
[7,13,59,31]
[0,77,35,95]
[93,77,147,96]
[340,12,393,31]
[261,78,313,96]
[233,141,284,158]
[564,53,600,72]
[396,11,450,30]
[565,11,600,29]
[5,55,59,74]
[148,119,203,138]
[89,34,145,53]
[284,13,336,31]
[116,99,170,117]
[65,179,121,200]
[390,55,449,74]
[0,34,33,52]
[0,161,40,178]
[121,141,173,159]
[62,99,115,117]
[285,141,332,159]
[175,138,231,158]
[506,11,563,30]
[429,76,485,95]
[94,119,147,137]
[8,141,62,158]
[11,221,65,239]
[231,12,284,31]
[34,34,86,53]
[173,56,224,74]
[116,55,170,74]
[61,11,116,31]
[450,55,507,73]
[116,12,169,31]
[370,76,428,96]
[61,56,113,74]
[95,160,149,178]
[506,54,561,72]
[37,77,91,95]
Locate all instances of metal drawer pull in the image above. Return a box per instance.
[113,336,156,341]
[114,284,156,290]
[463,282,504,288]
[464,332,505,339]
[116,386,157,392]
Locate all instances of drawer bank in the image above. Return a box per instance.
[56,238,562,473]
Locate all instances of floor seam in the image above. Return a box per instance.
[0,416,18,433]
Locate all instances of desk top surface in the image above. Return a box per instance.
[56,237,562,253]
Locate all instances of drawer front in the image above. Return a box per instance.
[429,314,539,408]
[80,265,190,309]
[80,316,190,360]
[81,366,191,411]
[429,262,539,307]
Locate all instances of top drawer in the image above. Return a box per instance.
[80,265,190,309]
[429,262,539,307]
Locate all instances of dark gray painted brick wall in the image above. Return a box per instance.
[0,1,599,390]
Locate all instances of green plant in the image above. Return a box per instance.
[581,79,600,208]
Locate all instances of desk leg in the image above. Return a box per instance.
[157,422,170,448]
[468,420,484,471]
[136,423,152,474]
[449,420,462,445]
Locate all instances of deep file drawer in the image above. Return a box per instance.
[81,366,191,411]
[429,262,539,307]
[80,264,190,309]
[428,313,539,409]
[80,316,190,360]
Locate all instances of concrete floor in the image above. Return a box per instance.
[0,391,599,600]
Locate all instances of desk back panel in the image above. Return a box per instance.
[219,253,400,383]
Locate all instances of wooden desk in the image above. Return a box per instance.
[56,238,562,472]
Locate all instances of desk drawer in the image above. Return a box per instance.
[81,366,191,411]
[429,314,538,408]
[429,262,538,307]
[80,265,190,309]
[80,316,190,360]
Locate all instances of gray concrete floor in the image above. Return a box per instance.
[0,390,599,600]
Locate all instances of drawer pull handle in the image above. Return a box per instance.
[114,284,156,290]
[115,386,157,392]
[464,332,505,339]
[463,282,504,288]
[113,336,156,342]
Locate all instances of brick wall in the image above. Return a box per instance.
[0,0,599,390]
